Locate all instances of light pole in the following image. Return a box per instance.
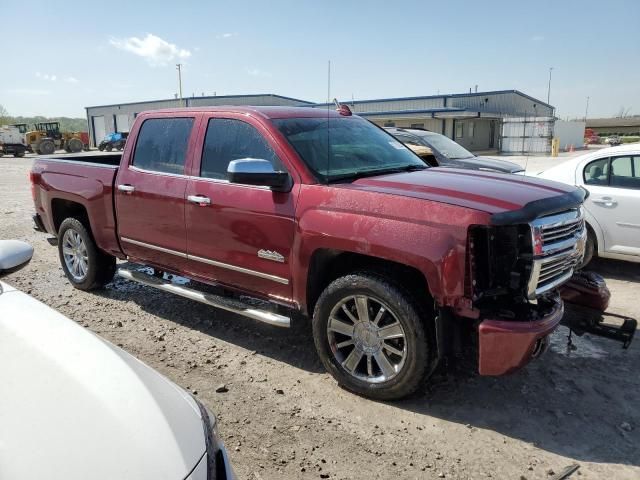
[585,96,590,121]
[176,64,183,107]
[547,67,553,105]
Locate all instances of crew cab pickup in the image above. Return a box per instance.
[31,106,586,400]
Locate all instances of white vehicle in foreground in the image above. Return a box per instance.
[538,144,640,265]
[0,240,234,480]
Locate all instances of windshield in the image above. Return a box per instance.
[274,116,426,182]
[419,132,475,160]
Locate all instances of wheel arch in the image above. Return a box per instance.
[51,198,91,234]
[304,248,432,318]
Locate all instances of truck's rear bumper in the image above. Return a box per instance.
[477,294,564,375]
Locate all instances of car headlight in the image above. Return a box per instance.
[193,397,235,480]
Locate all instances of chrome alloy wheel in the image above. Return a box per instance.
[327,295,407,383]
[62,229,89,281]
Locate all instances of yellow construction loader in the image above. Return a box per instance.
[25,122,84,155]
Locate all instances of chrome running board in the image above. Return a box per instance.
[117,268,290,328]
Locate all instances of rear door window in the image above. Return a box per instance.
[132,117,194,174]
[610,155,640,189]
[200,118,283,180]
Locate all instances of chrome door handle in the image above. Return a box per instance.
[117,184,135,193]
[187,195,211,205]
[592,196,617,207]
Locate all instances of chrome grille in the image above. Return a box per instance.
[527,208,586,299]
[541,217,583,245]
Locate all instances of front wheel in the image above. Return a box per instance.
[313,272,432,400]
[578,228,596,269]
[58,217,116,290]
[37,139,55,155]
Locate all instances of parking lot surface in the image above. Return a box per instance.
[1,154,639,479]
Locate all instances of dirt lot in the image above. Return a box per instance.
[1,155,639,479]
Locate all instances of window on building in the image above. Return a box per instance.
[468,121,475,138]
[410,123,424,129]
[455,123,464,138]
[383,121,396,127]
[583,157,609,185]
[132,117,194,174]
[200,118,283,180]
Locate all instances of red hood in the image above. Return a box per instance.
[344,167,575,215]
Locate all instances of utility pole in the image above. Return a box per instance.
[547,67,553,105]
[585,96,590,121]
[176,64,183,107]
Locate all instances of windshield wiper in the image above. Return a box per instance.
[327,164,427,183]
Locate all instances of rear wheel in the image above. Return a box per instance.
[67,138,83,153]
[313,272,432,400]
[58,217,116,290]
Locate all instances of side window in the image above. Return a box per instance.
[583,157,609,186]
[200,118,282,180]
[610,155,640,189]
[132,118,193,174]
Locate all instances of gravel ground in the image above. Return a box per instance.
[1,155,639,479]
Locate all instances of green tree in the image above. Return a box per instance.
[0,104,9,124]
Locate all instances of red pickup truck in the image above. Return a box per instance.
[31,106,586,400]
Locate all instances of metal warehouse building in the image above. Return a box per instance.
[85,94,312,148]
[85,89,555,153]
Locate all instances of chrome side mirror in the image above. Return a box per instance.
[227,159,291,192]
[0,240,34,278]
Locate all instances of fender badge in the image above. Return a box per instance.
[258,249,285,263]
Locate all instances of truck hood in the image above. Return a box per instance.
[440,156,525,174]
[347,167,578,217]
[0,282,205,480]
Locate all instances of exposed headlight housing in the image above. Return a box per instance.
[193,397,235,480]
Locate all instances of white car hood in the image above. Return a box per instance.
[0,281,205,480]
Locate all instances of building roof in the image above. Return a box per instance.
[85,93,314,110]
[136,105,347,119]
[312,89,553,110]
[586,117,640,128]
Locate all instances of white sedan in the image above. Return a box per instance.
[0,240,234,480]
[538,144,640,265]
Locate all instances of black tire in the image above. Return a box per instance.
[14,150,26,158]
[38,139,55,155]
[312,272,432,400]
[578,227,596,269]
[58,217,116,290]
[67,138,83,153]
[98,143,105,151]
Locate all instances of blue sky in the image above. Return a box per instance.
[2,0,639,118]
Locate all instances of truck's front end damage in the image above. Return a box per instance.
[466,189,587,375]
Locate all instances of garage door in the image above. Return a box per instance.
[92,116,106,147]
[116,114,130,133]
[500,116,553,154]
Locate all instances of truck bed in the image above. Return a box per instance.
[31,154,122,257]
